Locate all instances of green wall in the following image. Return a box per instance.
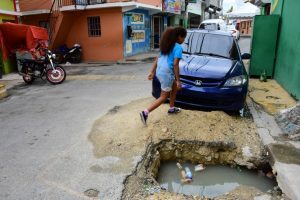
[0,0,15,11]
[0,0,17,74]
[273,0,300,99]
[271,0,283,15]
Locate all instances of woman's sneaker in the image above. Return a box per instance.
[168,107,181,114]
[140,111,148,125]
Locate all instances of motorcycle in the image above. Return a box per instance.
[54,44,82,64]
[18,49,66,85]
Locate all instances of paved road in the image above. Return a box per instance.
[0,38,252,200]
[238,37,251,54]
[0,63,152,200]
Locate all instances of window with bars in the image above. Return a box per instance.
[87,16,101,37]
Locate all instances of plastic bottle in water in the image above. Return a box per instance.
[185,167,193,179]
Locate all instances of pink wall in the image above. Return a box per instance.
[107,0,162,7]
[64,8,124,62]
[19,0,52,11]
[136,0,162,7]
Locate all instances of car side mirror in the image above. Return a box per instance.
[241,53,251,59]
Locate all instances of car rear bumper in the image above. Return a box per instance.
[152,77,247,111]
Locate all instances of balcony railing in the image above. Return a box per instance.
[58,0,106,7]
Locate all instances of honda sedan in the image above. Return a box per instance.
[152,29,251,112]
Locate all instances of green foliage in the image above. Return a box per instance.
[227,6,233,13]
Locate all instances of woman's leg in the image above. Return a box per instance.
[147,91,169,112]
[169,81,177,108]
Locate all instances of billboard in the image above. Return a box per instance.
[163,0,181,14]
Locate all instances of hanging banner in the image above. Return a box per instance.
[187,0,202,15]
[131,13,144,24]
[163,0,181,14]
[132,30,145,43]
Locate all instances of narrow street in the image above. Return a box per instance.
[1,37,298,200]
[0,63,151,199]
[0,38,259,200]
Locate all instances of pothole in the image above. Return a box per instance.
[158,161,277,198]
[122,140,281,200]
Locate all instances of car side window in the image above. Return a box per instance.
[182,32,192,53]
[230,42,240,60]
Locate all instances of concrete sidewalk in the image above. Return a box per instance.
[119,51,159,64]
[248,79,300,200]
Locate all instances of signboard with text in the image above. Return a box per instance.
[132,30,145,43]
[131,13,144,24]
[163,0,181,14]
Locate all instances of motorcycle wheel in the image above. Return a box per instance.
[22,74,35,84]
[72,51,81,63]
[46,66,66,84]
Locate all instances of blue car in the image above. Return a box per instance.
[152,29,251,112]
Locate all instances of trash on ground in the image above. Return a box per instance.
[195,164,205,172]
[266,171,274,178]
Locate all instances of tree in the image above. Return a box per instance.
[227,6,233,13]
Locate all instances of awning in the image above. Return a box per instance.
[0,9,21,16]
[60,2,162,13]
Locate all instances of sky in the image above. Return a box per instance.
[223,0,246,12]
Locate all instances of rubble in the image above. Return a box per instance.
[275,102,300,141]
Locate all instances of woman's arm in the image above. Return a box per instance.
[173,58,182,90]
[148,57,158,80]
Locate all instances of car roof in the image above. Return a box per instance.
[201,19,225,24]
[187,29,233,37]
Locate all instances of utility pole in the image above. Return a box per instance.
[184,0,189,28]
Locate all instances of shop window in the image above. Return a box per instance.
[87,16,101,37]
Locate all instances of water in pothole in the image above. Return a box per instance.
[157,161,277,198]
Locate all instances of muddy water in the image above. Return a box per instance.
[157,161,277,198]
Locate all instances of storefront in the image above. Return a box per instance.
[123,9,151,57]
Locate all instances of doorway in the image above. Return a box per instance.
[152,16,162,49]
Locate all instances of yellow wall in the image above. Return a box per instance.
[0,14,15,23]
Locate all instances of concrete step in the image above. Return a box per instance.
[0,84,8,100]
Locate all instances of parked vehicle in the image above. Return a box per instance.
[199,19,227,31]
[226,24,240,40]
[0,23,66,85]
[152,29,251,112]
[54,44,82,64]
[18,48,66,84]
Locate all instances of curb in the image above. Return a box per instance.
[248,98,300,200]
[0,84,8,100]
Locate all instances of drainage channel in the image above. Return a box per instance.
[122,140,282,200]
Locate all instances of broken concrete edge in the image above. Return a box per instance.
[272,162,300,200]
[248,99,300,200]
[0,84,8,100]
[247,99,279,146]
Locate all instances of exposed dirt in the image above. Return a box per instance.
[88,98,274,199]
[249,79,296,115]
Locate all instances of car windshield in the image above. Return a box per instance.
[199,23,218,30]
[182,32,240,60]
